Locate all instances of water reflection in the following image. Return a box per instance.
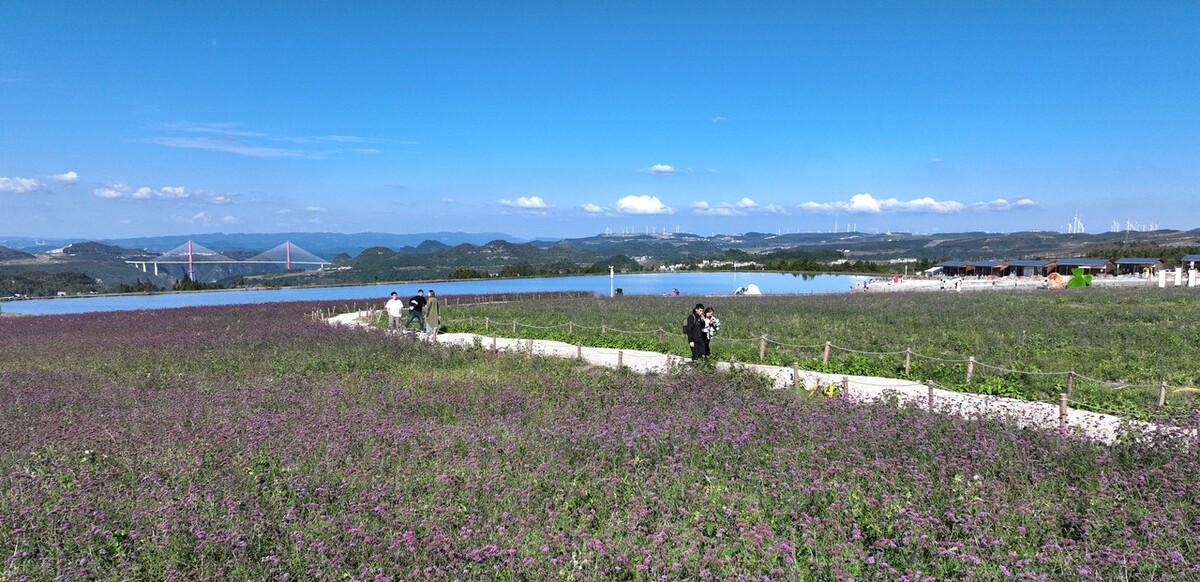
[2,271,867,315]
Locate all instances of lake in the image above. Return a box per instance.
[1,271,867,316]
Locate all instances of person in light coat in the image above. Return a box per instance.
[424,289,441,336]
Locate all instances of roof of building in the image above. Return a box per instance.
[973,260,1008,268]
[1183,254,1200,262]
[1054,258,1112,266]
[1115,257,1163,264]
[1007,259,1055,267]
[937,261,974,268]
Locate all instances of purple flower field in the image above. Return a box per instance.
[2,302,1198,580]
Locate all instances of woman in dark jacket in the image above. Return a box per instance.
[685,303,707,362]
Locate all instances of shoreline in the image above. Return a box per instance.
[852,275,1165,294]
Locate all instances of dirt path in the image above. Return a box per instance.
[329,311,1182,444]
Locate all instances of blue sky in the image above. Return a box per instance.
[2,2,1197,240]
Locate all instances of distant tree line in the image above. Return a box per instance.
[695,249,940,275]
[0,270,99,297]
[1082,244,1200,266]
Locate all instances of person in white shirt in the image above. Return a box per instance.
[384,291,404,329]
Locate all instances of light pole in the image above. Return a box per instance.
[609,266,614,297]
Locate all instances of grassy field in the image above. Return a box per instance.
[412,288,1200,421]
[2,301,1198,580]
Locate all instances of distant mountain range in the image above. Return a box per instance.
[3,229,1199,294]
[0,231,526,257]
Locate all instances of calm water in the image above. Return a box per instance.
[1,272,867,316]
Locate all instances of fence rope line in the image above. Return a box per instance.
[828,343,908,356]
[764,337,827,350]
[1073,372,1161,390]
[355,309,1195,398]
[908,353,972,364]
[972,360,1069,376]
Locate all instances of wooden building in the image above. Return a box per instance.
[1006,259,1056,277]
[1114,257,1164,276]
[1053,258,1114,276]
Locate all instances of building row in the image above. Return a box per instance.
[934,255,1200,278]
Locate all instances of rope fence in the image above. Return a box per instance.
[318,301,1199,419]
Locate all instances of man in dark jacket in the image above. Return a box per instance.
[404,289,427,332]
[684,303,707,362]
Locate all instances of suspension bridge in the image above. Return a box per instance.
[126,240,330,279]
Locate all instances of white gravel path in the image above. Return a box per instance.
[328,311,1191,445]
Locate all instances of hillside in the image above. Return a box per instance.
[5,229,1200,295]
[0,246,34,261]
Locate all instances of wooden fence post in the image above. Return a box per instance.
[485,317,490,331]
[512,320,518,333]
[618,350,624,368]
[576,344,582,359]
[792,363,799,387]
[657,327,664,343]
[822,341,831,364]
[842,375,849,398]
[966,356,975,383]
[526,340,533,357]
[759,335,767,361]
[601,324,606,335]
[569,321,574,335]
[491,336,497,352]
[1066,370,1075,397]
[1059,393,1068,433]
[927,382,935,409]
[1159,381,1167,407]
[904,348,912,375]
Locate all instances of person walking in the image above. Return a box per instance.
[702,306,721,357]
[424,289,441,336]
[684,303,707,363]
[384,291,404,329]
[404,289,427,332]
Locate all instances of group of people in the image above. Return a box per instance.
[384,288,442,335]
[385,291,721,362]
[684,303,721,362]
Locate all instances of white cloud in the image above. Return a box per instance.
[277,209,294,214]
[929,157,945,164]
[498,196,547,209]
[712,116,728,123]
[92,182,231,203]
[0,176,44,193]
[151,137,313,158]
[50,171,79,184]
[441,197,456,204]
[220,215,237,224]
[304,205,325,212]
[970,198,1036,211]
[151,122,381,158]
[690,197,760,216]
[798,193,1036,215]
[158,186,190,199]
[646,164,675,175]
[617,195,673,215]
[581,203,609,214]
